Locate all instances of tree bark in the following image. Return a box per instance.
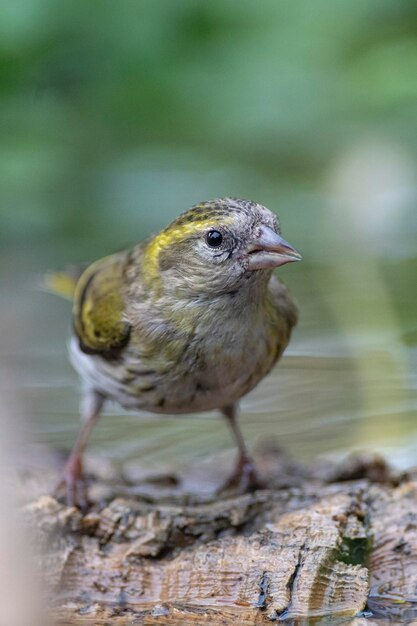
[24,451,417,625]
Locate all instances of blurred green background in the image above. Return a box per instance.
[1,0,416,476]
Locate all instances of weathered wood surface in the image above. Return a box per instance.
[24,450,417,625]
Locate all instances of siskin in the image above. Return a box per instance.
[51,197,301,508]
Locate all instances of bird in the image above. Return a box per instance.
[50,197,301,508]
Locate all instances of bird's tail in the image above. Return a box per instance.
[42,265,87,301]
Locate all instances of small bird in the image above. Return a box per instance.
[51,197,301,508]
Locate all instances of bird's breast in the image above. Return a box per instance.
[126,327,274,413]
[69,303,281,415]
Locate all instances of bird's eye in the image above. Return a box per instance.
[205,230,223,247]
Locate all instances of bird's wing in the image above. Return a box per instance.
[73,253,131,357]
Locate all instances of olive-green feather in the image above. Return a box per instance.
[73,254,131,356]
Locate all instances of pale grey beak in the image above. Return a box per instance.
[246,225,302,270]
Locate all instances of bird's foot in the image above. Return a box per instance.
[218,455,264,495]
[53,455,89,511]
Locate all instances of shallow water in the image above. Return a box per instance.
[5,251,417,475]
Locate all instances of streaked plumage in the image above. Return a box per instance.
[53,197,301,507]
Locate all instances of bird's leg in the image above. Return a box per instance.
[220,403,263,493]
[54,391,104,510]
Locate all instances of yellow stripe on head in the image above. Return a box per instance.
[144,203,235,278]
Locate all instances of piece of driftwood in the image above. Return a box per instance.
[24,450,417,625]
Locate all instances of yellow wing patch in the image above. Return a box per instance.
[73,254,131,356]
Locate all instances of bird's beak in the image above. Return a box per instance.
[246,225,302,270]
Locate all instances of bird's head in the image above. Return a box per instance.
[143,198,301,297]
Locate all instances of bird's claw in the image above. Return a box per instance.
[53,456,90,512]
[218,456,264,495]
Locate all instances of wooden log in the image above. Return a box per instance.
[23,452,417,624]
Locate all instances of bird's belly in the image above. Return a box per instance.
[69,336,274,415]
[157,365,262,414]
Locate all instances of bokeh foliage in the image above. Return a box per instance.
[1,0,416,259]
[1,0,417,471]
